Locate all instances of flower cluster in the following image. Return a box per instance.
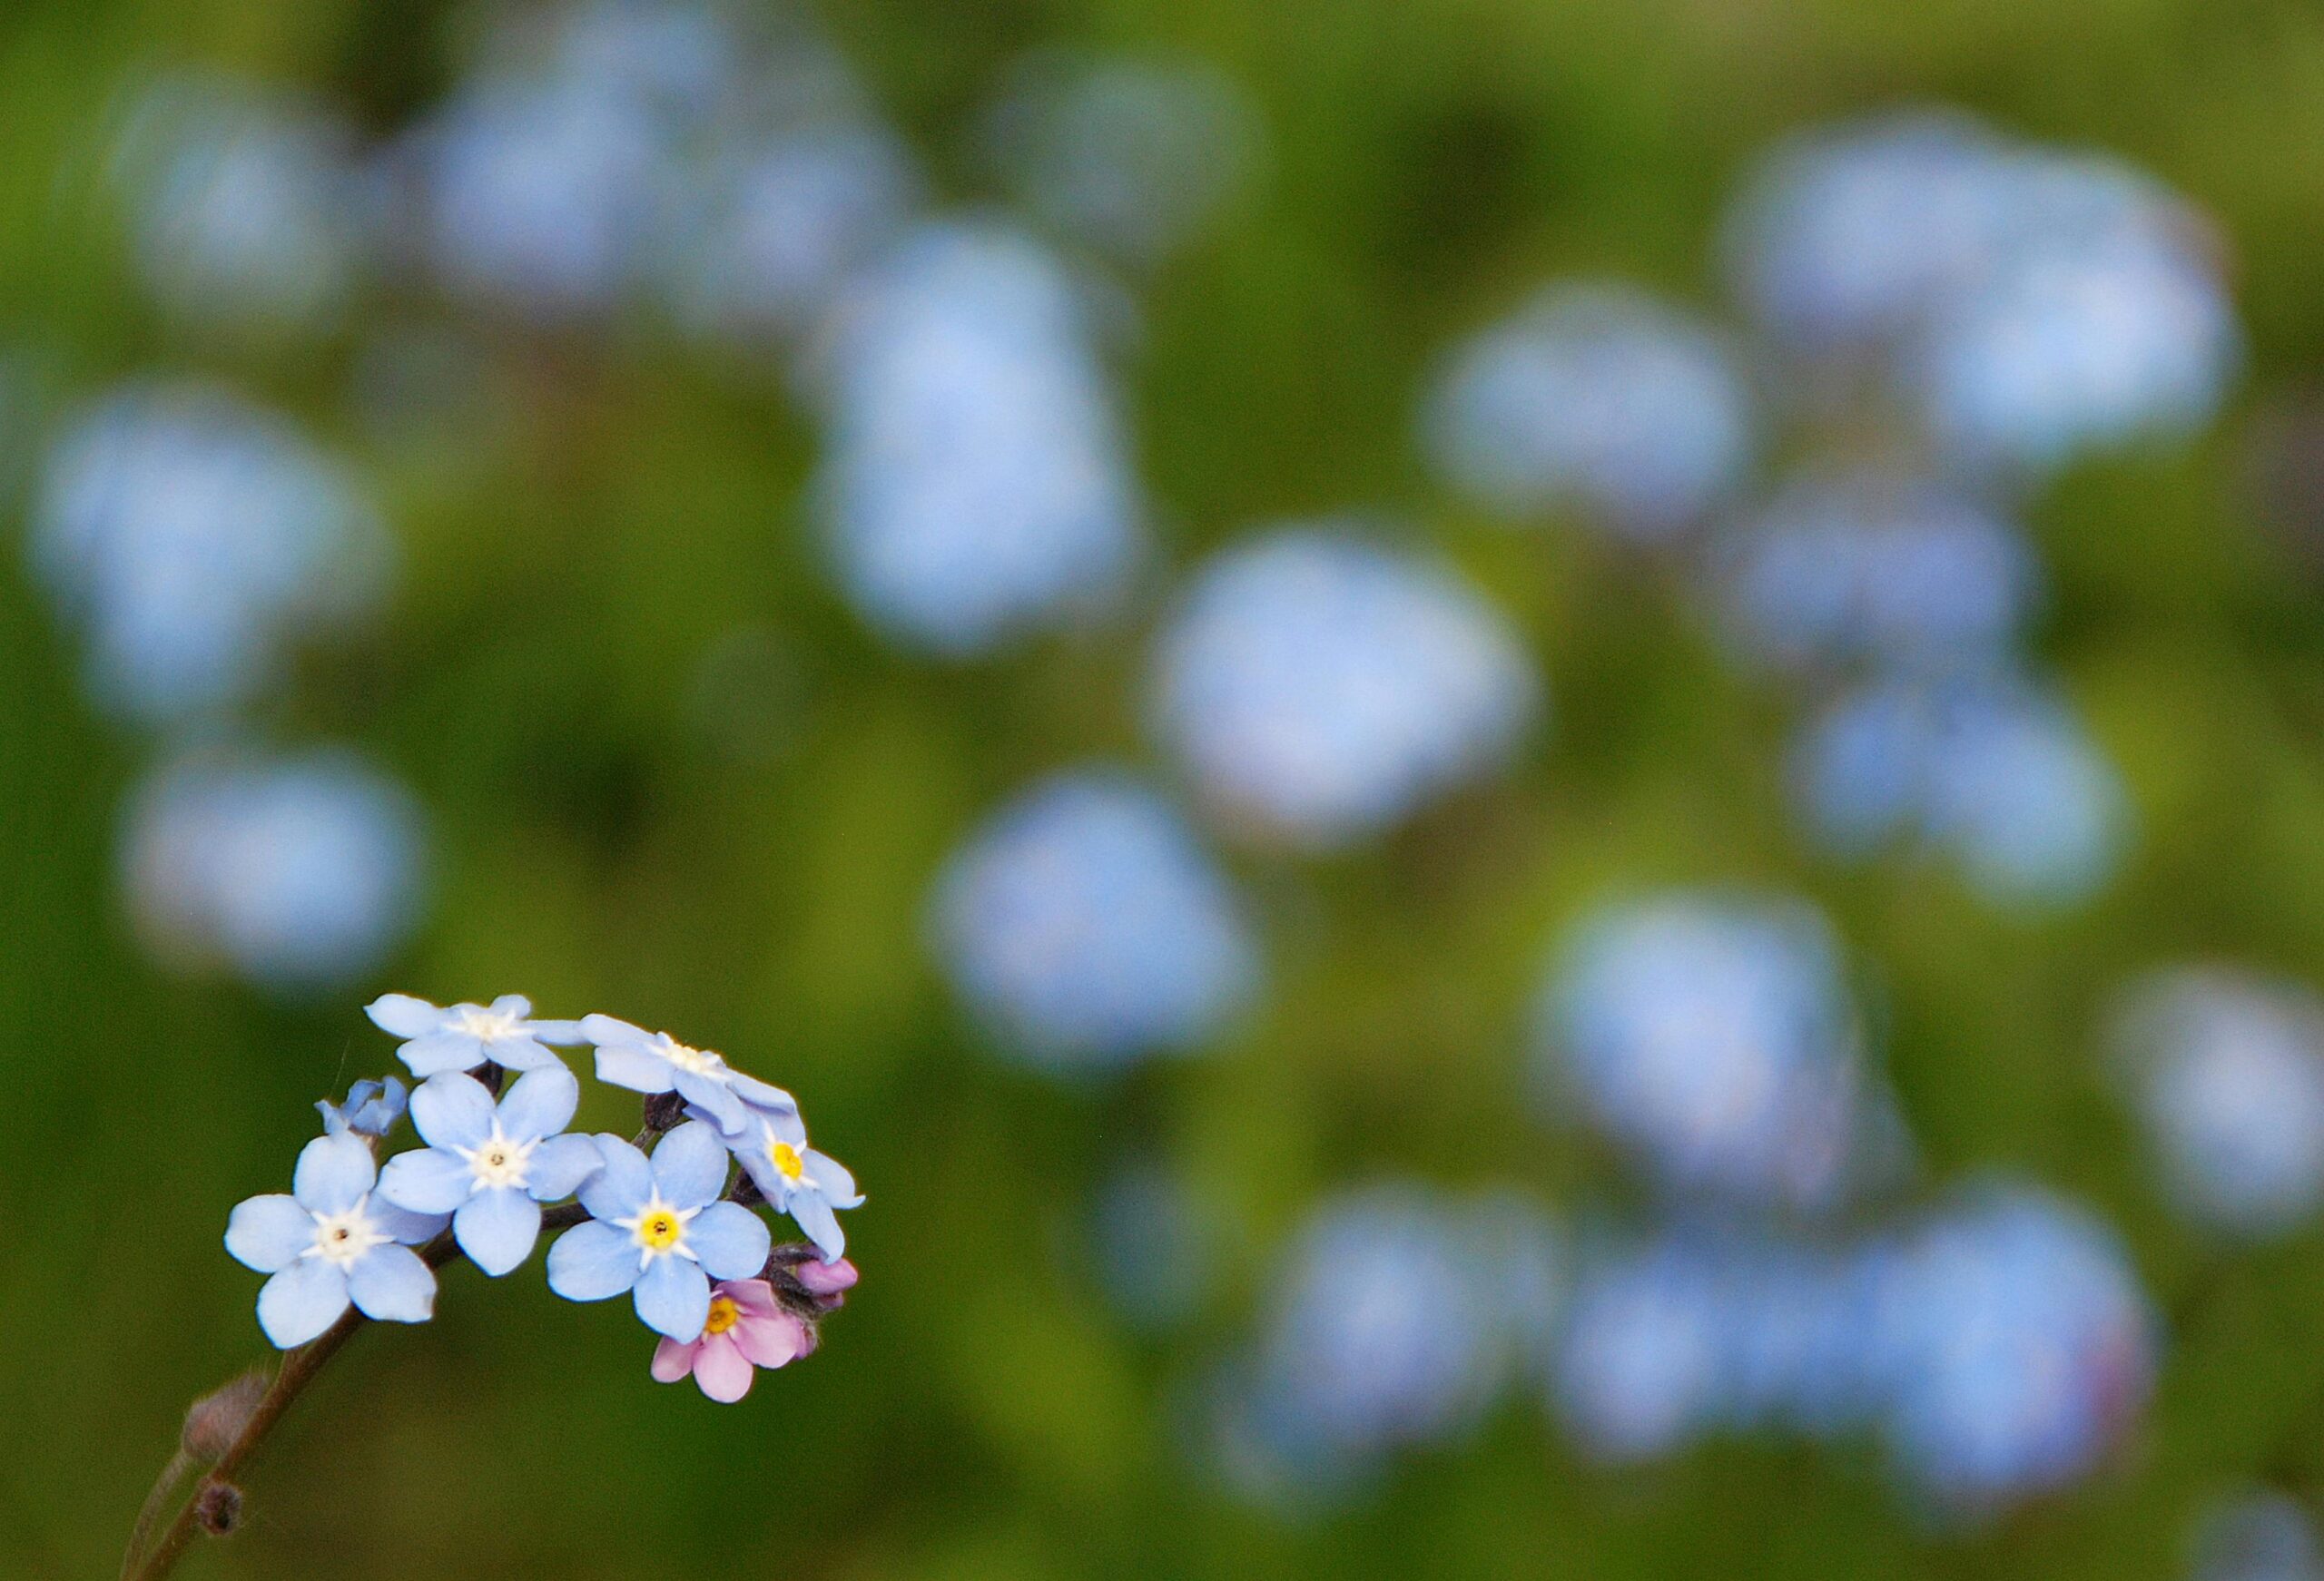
[225,993,861,1402]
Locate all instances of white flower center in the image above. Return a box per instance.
[615,1193,702,1265]
[305,1198,389,1268]
[453,1005,525,1042]
[660,1039,726,1078]
[459,1125,537,1192]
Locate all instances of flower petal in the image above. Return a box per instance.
[348,1244,437,1323]
[651,1335,701,1383]
[497,1066,580,1144]
[547,1221,642,1301]
[409,1071,496,1151]
[377,1147,471,1214]
[727,1071,797,1115]
[594,1043,676,1095]
[635,1254,712,1340]
[694,1333,756,1401]
[753,1107,808,1148]
[793,1257,859,1297]
[454,1188,542,1277]
[651,1121,732,1210]
[803,1149,863,1208]
[577,1134,653,1221]
[786,1191,847,1261]
[671,1069,747,1134]
[732,1311,807,1370]
[372,1201,451,1245]
[527,1018,589,1046]
[525,1134,602,1202]
[688,1201,773,1281]
[292,1134,377,1215]
[723,1278,778,1315]
[258,1260,350,1348]
[580,1013,654,1048]
[488,994,534,1020]
[399,1033,488,1078]
[486,1036,566,1073]
[366,993,445,1039]
[226,1194,315,1272]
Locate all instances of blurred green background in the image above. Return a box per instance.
[10,0,2324,1576]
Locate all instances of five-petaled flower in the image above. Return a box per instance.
[316,1076,407,1138]
[579,1014,796,1134]
[649,1279,812,1401]
[377,1068,604,1275]
[720,1106,864,1261]
[367,993,586,1079]
[544,1122,772,1340]
[225,1134,449,1348]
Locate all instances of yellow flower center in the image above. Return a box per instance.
[704,1295,742,1336]
[768,1140,806,1184]
[635,1209,684,1252]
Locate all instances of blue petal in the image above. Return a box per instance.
[727,1071,797,1115]
[687,1201,772,1281]
[488,994,534,1019]
[257,1260,350,1348]
[753,1107,808,1149]
[367,993,445,1039]
[577,1134,653,1221]
[787,1191,847,1261]
[226,1194,315,1272]
[372,1201,451,1244]
[650,1120,731,1210]
[736,1149,789,1204]
[525,1134,602,1202]
[579,1013,654,1048]
[410,1071,496,1151]
[377,1147,471,1215]
[803,1148,863,1208]
[594,1043,675,1095]
[547,1220,641,1301]
[672,1068,748,1133]
[497,1066,580,1144]
[454,1188,541,1277]
[292,1134,376,1215]
[487,1036,567,1073]
[634,1254,712,1340]
[348,1244,437,1322]
[400,1033,488,1078]
[527,1018,589,1046]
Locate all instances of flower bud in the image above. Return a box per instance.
[195,1479,243,1536]
[182,1370,268,1462]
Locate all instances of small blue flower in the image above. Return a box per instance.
[366,993,586,1078]
[377,1068,603,1276]
[577,1014,795,1134]
[545,1122,772,1340]
[225,1133,449,1348]
[714,1106,862,1261]
[316,1076,408,1138]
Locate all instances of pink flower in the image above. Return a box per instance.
[649,1280,810,1402]
[793,1256,860,1303]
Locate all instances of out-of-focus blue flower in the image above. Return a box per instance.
[1536,892,1876,1211]
[2112,968,2324,1237]
[980,52,1260,268]
[579,1013,797,1134]
[225,1133,449,1348]
[1150,526,1540,847]
[716,1106,862,1262]
[1872,1182,2154,1512]
[1550,1229,1737,1461]
[121,746,426,993]
[366,992,586,1078]
[1423,283,1752,537]
[661,126,918,345]
[1793,673,2126,906]
[110,72,367,335]
[1716,471,2037,677]
[2189,1493,2324,1581]
[1914,159,2240,473]
[1724,109,2017,358]
[812,221,1145,653]
[929,771,1259,1069]
[316,1077,408,1139]
[33,380,389,722]
[378,1068,604,1276]
[546,1122,772,1341]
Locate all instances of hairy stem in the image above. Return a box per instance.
[125,1206,586,1581]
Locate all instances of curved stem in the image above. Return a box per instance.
[125,1206,587,1581]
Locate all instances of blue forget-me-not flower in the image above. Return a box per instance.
[546,1122,773,1340]
[316,1076,408,1138]
[578,1014,797,1135]
[366,992,586,1077]
[226,1133,450,1348]
[378,1068,604,1276]
[714,1105,863,1262]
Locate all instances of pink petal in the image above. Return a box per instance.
[694,1333,755,1402]
[793,1258,859,1296]
[720,1279,778,1316]
[733,1311,807,1370]
[651,1336,700,1383]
